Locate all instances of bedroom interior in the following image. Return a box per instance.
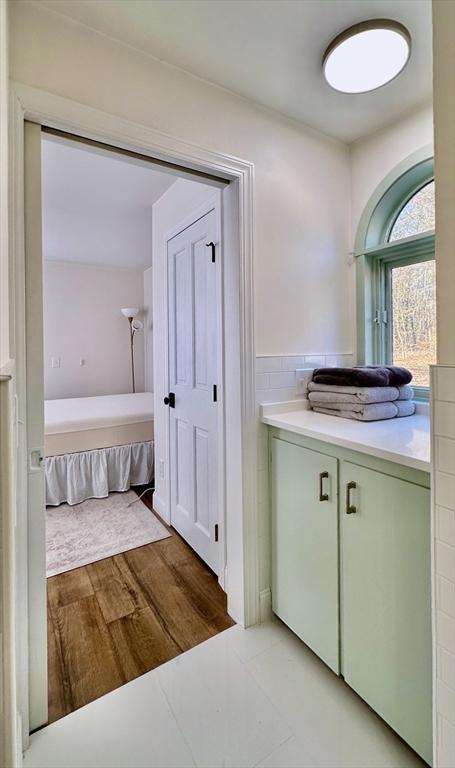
[40,130,233,723]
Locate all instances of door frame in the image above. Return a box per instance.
[9,82,258,746]
[160,193,227,584]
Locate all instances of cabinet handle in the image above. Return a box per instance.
[346,481,357,514]
[319,471,329,502]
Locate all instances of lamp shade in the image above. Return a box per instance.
[121,307,139,319]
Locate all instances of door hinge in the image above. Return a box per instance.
[206,241,216,263]
[214,523,219,542]
[213,384,217,402]
[374,309,388,325]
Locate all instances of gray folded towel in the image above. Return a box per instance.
[312,399,416,421]
[309,400,380,413]
[312,402,398,421]
[308,382,413,404]
[397,385,414,400]
[395,400,416,417]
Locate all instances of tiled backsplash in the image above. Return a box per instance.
[432,366,455,768]
[256,353,354,404]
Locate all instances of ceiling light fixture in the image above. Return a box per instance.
[322,19,411,94]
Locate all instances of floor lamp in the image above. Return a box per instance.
[121,307,143,393]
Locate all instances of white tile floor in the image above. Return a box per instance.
[24,619,426,768]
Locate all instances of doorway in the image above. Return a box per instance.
[22,118,250,734]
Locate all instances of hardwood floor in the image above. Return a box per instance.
[47,489,234,724]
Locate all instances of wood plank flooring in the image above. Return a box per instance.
[47,489,234,725]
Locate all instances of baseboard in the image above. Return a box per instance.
[259,588,272,622]
[218,564,228,592]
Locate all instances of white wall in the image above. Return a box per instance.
[151,179,216,518]
[9,0,352,360]
[0,0,8,368]
[432,3,455,766]
[433,0,455,368]
[350,104,434,246]
[43,261,145,399]
[143,266,153,392]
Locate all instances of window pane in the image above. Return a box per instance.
[391,260,436,387]
[389,181,435,241]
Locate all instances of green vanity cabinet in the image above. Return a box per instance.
[271,436,339,673]
[270,429,432,764]
[341,462,432,765]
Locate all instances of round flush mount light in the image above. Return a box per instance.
[322,19,411,94]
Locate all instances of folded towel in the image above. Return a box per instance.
[397,385,413,400]
[395,400,416,417]
[308,384,397,404]
[307,383,414,404]
[312,366,412,388]
[312,402,398,421]
[310,398,388,412]
[312,398,416,421]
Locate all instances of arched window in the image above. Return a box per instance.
[357,156,435,397]
[389,181,435,241]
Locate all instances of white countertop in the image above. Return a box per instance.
[261,404,431,473]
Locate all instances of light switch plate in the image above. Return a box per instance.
[51,357,60,369]
[295,368,314,396]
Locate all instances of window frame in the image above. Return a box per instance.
[355,152,435,401]
[366,232,435,400]
[387,178,435,242]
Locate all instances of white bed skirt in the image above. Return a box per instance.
[45,440,154,506]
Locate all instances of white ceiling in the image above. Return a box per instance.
[38,0,433,143]
[42,134,175,268]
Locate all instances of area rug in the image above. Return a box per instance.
[46,490,170,577]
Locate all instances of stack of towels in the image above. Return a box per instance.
[308,365,415,422]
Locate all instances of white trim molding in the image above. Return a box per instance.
[259,588,273,622]
[152,493,167,522]
[9,81,258,746]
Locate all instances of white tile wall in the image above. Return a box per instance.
[432,366,455,768]
[256,353,354,596]
[255,353,354,405]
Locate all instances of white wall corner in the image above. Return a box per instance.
[259,588,272,623]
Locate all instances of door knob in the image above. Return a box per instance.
[164,392,175,408]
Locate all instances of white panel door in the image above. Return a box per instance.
[167,210,219,573]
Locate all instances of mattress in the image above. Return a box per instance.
[45,392,154,457]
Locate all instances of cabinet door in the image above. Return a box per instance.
[341,462,432,764]
[271,437,339,673]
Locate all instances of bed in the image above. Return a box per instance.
[45,392,154,506]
